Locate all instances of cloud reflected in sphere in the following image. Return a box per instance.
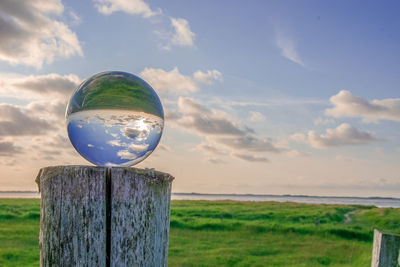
[66,71,164,167]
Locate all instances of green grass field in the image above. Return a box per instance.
[68,72,163,117]
[1,199,399,266]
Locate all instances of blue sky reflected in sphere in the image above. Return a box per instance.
[66,71,164,167]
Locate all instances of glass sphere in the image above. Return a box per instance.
[66,71,164,167]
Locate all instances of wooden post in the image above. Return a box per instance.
[371,229,400,267]
[36,166,174,267]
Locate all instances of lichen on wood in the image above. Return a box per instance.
[110,167,173,266]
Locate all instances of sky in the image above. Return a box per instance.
[1,0,400,197]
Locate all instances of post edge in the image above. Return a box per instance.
[35,168,43,193]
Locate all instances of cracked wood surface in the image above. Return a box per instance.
[36,165,173,267]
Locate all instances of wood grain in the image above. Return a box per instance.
[36,166,173,267]
[371,229,400,267]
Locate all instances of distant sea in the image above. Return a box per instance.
[0,191,40,199]
[1,191,400,208]
[171,193,400,208]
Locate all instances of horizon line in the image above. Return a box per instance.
[2,190,399,200]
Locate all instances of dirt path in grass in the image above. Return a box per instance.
[344,210,357,223]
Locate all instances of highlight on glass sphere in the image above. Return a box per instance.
[66,71,164,167]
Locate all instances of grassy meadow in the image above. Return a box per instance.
[68,72,163,117]
[1,198,400,266]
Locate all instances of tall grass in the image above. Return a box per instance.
[0,199,399,266]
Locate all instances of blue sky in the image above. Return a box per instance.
[0,0,400,197]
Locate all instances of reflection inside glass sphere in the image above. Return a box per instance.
[66,71,164,167]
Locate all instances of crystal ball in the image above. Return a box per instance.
[66,71,164,167]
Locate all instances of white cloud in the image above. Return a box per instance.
[94,0,160,17]
[108,140,122,147]
[286,149,309,158]
[176,97,249,137]
[233,153,269,163]
[224,98,327,108]
[217,136,281,153]
[129,143,149,152]
[207,158,226,164]
[0,103,58,136]
[43,134,73,149]
[0,140,22,156]
[326,90,400,123]
[117,150,137,160]
[0,72,88,170]
[121,127,149,142]
[0,94,69,165]
[165,109,182,121]
[0,73,81,99]
[194,142,228,156]
[157,144,171,152]
[26,132,80,163]
[276,32,304,67]
[170,17,195,47]
[26,99,66,120]
[69,11,81,26]
[193,70,223,85]
[0,71,87,167]
[140,67,222,94]
[313,117,335,125]
[0,157,17,166]
[249,111,266,122]
[108,139,149,153]
[0,0,82,68]
[93,1,196,50]
[177,97,211,115]
[140,67,198,94]
[168,97,282,163]
[291,123,379,149]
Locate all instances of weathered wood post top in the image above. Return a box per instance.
[36,165,174,267]
[371,229,400,267]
